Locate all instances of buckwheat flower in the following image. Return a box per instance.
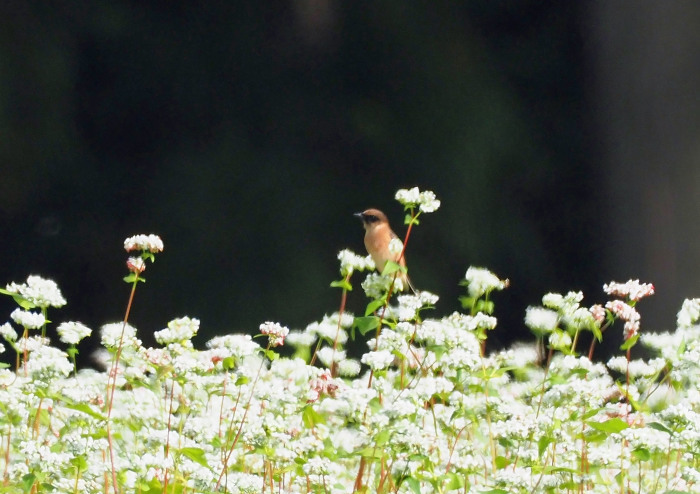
[206,333,259,359]
[10,308,45,329]
[605,299,639,323]
[471,312,498,331]
[316,346,345,367]
[123,233,164,253]
[154,316,200,345]
[525,306,559,332]
[361,349,394,370]
[677,298,700,328]
[548,330,572,349]
[337,249,375,276]
[607,356,666,377]
[57,321,92,345]
[101,322,140,349]
[361,272,394,299]
[604,279,655,301]
[26,345,72,381]
[395,186,421,206]
[126,256,146,274]
[336,358,361,377]
[418,189,441,213]
[260,321,289,347]
[464,267,508,298]
[590,304,606,324]
[5,275,66,308]
[16,335,49,353]
[285,330,317,347]
[0,322,17,342]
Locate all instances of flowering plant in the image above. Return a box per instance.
[0,193,696,494]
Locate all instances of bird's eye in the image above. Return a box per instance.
[366,215,379,223]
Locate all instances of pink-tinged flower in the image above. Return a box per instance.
[259,321,289,347]
[603,280,655,302]
[308,369,339,402]
[589,304,606,324]
[124,234,164,253]
[605,300,640,323]
[623,320,640,340]
[126,257,146,274]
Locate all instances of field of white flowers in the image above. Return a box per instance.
[0,190,698,494]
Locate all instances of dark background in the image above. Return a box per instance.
[1,2,698,359]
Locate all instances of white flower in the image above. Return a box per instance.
[26,345,73,380]
[100,322,140,349]
[394,187,421,205]
[677,298,700,329]
[206,334,259,359]
[525,307,559,332]
[17,335,50,353]
[10,308,45,329]
[336,359,361,377]
[394,187,441,213]
[123,234,164,253]
[126,257,146,274]
[0,322,18,342]
[464,267,507,298]
[57,321,92,345]
[388,237,403,254]
[418,190,441,213]
[361,349,394,370]
[259,321,289,347]
[604,279,655,302]
[154,316,200,345]
[5,275,66,308]
[316,347,345,367]
[337,249,375,276]
[548,330,572,349]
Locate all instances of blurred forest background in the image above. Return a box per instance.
[1,2,698,361]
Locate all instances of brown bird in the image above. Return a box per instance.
[355,208,415,292]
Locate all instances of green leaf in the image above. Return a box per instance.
[178,447,210,469]
[620,333,640,350]
[330,279,352,291]
[648,421,672,434]
[123,273,146,283]
[403,477,421,494]
[235,375,249,386]
[478,489,509,494]
[632,447,651,461]
[365,298,386,316]
[383,260,407,276]
[443,472,465,489]
[538,436,553,457]
[61,402,108,421]
[354,316,380,335]
[586,417,628,434]
[302,405,325,428]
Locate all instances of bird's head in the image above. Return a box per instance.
[354,209,389,230]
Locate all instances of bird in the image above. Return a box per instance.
[355,208,415,292]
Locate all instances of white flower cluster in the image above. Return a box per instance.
[394,186,441,213]
[603,279,655,302]
[337,249,375,276]
[154,316,200,345]
[5,275,66,308]
[259,321,289,347]
[57,321,93,345]
[464,267,508,298]
[10,308,46,329]
[677,298,700,329]
[123,234,164,253]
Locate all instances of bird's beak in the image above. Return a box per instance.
[354,212,364,219]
